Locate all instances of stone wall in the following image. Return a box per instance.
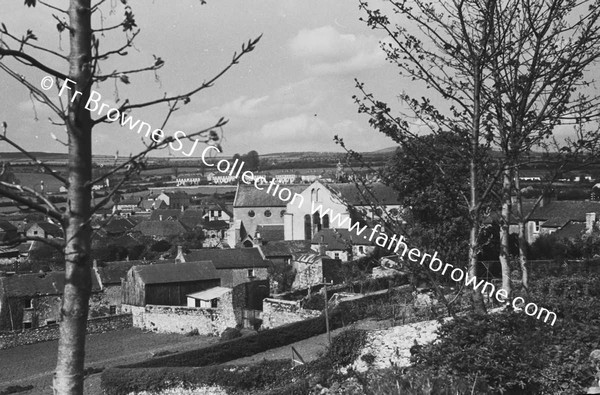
[0,313,132,350]
[129,291,236,336]
[261,297,321,329]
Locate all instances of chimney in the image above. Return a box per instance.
[159,215,163,221]
[92,259,98,270]
[540,193,552,208]
[586,212,597,234]
[175,246,185,263]
[319,235,326,256]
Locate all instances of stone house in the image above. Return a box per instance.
[257,240,312,265]
[0,271,101,331]
[291,252,341,290]
[311,228,375,262]
[504,199,600,242]
[157,191,190,209]
[25,222,63,239]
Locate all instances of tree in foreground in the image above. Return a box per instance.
[0,1,260,393]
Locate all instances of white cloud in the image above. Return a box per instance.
[289,25,386,75]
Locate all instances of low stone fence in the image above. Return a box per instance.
[261,298,321,329]
[126,302,236,336]
[0,313,132,350]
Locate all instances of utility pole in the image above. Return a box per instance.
[320,278,334,345]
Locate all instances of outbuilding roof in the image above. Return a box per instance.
[0,271,101,298]
[132,261,219,285]
[183,248,270,269]
[187,286,231,301]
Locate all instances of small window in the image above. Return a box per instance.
[248,210,255,218]
[334,252,340,259]
[247,268,255,278]
[25,299,34,309]
[280,210,286,217]
[33,230,38,235]
[23,322,32,329]
[211,299,218,308]
[109,305,117,315]
[264,210,272,217]
[358,246,364,253]
[45,320,57,326]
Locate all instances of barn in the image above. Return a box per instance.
[122,261,221,306]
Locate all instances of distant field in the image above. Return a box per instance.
[14,172,65,193]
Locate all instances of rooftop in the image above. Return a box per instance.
[183,248,270,269]
[132,261,219,285]
[233,184,306,207]
[0,271,101,298]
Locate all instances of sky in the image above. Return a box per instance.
[0,0,401,157]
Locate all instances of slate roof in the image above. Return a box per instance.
[183,248,270,269]
[256,224,284,242]
[233,184,306,207]
[311,228,373,250]
[180,210,206,228]
[132,220,188,237]
[326,183,401,206]
[97,259,179,285]
[258,240,312,258]
[530,200,600,224]
[553,222,587,239]
[149,209,183,221]
[0,271,101,298]
[132,261,219,285]
[0,220,17,233]
[202,220,230,230]
[102,218,137,235]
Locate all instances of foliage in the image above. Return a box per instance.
[326,329,368,368]
[365,368,491,395]
[232,150,260,172]
[410,276,600,395]
[268,261,296,294]
[528,233,600,261]
[220,327,242,341]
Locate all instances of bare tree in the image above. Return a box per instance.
[357,0,505,314]
[0,1,260,393]
[486,0,600,297]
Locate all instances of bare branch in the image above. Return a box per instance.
[102,35,262,117]
[0,127,67,185]
[0,234,65,250]
[0,48,68,80]
[89,117,226,187]
[0,186,63,222]
[38,0,68,14]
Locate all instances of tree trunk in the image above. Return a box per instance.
[499,166,512,299]
[53,1,93,394]
[469,223,487,314]
[468,58,487,315]
[514,168,529,295]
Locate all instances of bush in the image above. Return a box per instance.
[220,327,241,341]
[411,293,600,395]
[366,367,491,395]
[326,329,368,368]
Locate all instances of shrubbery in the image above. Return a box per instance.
[409,280,600,395]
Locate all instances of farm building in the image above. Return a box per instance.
[176,248,270,288]
[0,271,102,331]
[121,261,221,307]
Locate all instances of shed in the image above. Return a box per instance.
[122,261,221,306]
[187,286,231,308]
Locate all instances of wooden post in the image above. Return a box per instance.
[323,279,330,345]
